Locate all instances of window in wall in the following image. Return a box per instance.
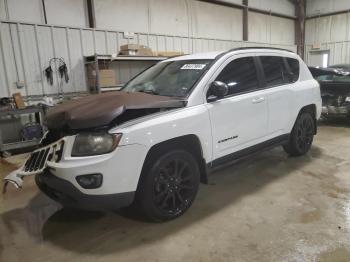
[214,57,259,96]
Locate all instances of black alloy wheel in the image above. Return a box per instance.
[136,150,200,221]
[153,158,197,216]
[295,114,314,152]
[283,112,315,156]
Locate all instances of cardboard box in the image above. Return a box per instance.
[120,44,140,51]
[119,50,138,56]
[99,70,116,87]
[87,69,117,88]
[119,44,153,56]
[138,46,153,56]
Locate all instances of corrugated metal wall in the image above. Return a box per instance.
[304,0,350,66]
[306,0,350,16]
[0,20,297,98]
[305,12,350,66]
[0,0,297,98]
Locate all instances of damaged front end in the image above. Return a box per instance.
[3,139,64,192]
[309,66,350,119]
[3,91,186,192]
[321,84,350,117]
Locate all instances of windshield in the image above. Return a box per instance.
[122,59,212,97]
[315,74,350,83]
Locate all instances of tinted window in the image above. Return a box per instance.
[260,56,289,87]
[214,57,259,96]
[285,58,300,82]
[123,59,212,97]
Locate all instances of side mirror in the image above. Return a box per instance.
[207,81,228,102]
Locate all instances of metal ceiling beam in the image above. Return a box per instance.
[306,9,350,20]
[198,0,297,20]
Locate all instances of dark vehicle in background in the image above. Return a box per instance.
[309,65,350,120]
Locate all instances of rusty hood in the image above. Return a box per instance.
[45,91,186,129]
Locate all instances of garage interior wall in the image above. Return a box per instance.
[305,0,350,66]
[0,0,296,98]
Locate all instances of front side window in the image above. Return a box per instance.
[260,56,289,87]
[122,59,212,97]
[214,57,259,96]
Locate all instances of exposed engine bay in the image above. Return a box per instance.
[309,66,350,119]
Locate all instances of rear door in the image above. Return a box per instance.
[257,55,299,136]
[205,54,269,161]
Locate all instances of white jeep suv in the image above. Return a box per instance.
[4,47,321,221]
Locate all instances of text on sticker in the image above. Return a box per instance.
[181,64,206,70]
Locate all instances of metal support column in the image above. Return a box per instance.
[295,0,306,59]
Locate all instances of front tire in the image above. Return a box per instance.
[283,112,315,156]
[136,150,200,222]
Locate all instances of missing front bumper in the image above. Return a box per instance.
[322,105,350,116]
[36,170,135,210]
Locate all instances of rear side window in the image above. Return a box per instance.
[260,56,289,87]
[285,58,300,82]
[215,57,259,96]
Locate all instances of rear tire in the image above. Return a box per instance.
[283,112,315,156]
[135,149,200,222]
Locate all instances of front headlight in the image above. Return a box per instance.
[345,97,350,102]
[72,133,122,156]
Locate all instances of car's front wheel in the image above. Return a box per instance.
[283,111,315,156]
[136,149,200,222]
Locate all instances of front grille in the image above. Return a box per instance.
[21,140,64,174]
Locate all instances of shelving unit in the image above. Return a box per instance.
[84,54,167,93]
[0,106,45,154]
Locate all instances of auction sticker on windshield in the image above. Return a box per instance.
[181,64,207,70]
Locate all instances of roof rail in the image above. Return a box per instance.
[228,46,294,53]
[214,46,295,60]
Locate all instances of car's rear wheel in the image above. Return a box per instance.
[283,112,315,156]
[136,150,200,222]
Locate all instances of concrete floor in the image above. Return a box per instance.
[1,122,350,262]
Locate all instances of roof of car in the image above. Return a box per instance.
[166,47,295,61]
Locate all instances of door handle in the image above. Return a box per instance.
[252,97,265,104]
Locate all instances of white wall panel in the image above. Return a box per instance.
[7,0,43,23]
[249,12,294,45]
[106,32,118,55]
[305,12,350,66]
[94,0,149,32]
[81,30,94,55]
[305,42,350,66]
[249,0,295,17]
[36,26,55,95]
[305,13,350,44]
[45,0,87,27]
[21,25,43,96]
[190,1,243,40]
[1,24,19,96]
[67,28,86,92]
[51,27,73,93]
[270,15,295,44]
[307,0,350,16]
[0,0,7,19]
[149,0,189,37]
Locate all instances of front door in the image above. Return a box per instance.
[206,55,269,161]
